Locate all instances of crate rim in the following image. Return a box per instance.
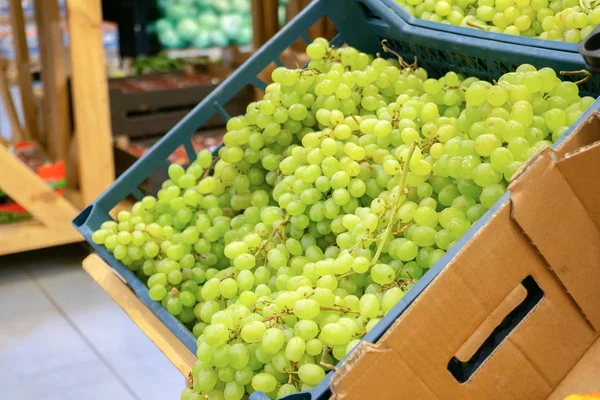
[376,0,581,53]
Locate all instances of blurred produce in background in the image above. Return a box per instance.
[150,0,288,50]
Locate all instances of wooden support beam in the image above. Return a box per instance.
[0,141,79,227]
[83,254,196,378]
[0,138,81,256]
[0,58,25,143]
[66,0,115,205]
[34,0,71,163]
[251,0,280,50]
[8,0,40,142]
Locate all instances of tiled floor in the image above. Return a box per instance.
[0,244,186,400]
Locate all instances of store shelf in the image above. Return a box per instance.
[165,45,252,61]
[0,219,81,256]
[0,0,116,258]
[82,253,196,379]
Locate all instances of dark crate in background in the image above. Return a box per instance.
[109,73,253,138]
[114,128,224,195]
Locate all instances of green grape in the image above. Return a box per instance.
[196,367,219,393]
[480,184,507,208]
[381,287,405,313]
[490,147,514,173]
[251,373,277,393]
[359,294,380,319]
[297,364,326,385]
[285,336,307,362]
[371,264,395,285]
[204,323,230,347]
[224,382,244,400]
[472,163,503,187]
[149,285,167,301]
[294,299,321,319]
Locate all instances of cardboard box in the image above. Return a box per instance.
[330,111,600,400]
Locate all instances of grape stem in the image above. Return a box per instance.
[337,271,357,280]
[287,362,300,384]
[380,40,417,70]
[580,0,599,11]
[371,142,417,266]
[392,221,414,235]
[200,156,220,180]
[254,215,290,257]
[320,306,360,314]
[320,347,338,371]
[262,311,293,323]
[559,69,592,85]
[252,299,273,312]
[466,20,489,31]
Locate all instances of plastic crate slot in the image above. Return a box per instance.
[583,30,600,52]
[183,140,197,164]
[300,31,312,45]
[212,101,231,123]
[123,104,199,119]
[250,76,268,92]
[273,57,284,67]
[161,159,170,173]
[356,0,380,20]
[131,188,144,201]
[447,275,544,384]
[73,204,93,228]
[330,33,344,49]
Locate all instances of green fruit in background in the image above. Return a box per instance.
[166,4,188,21]
[154,0,255,49]
[279,5,286,26]
[157,0,170,12]
[236,26,252,45]
[212,0,231,13]
[195,0,214,8]
[176,17,199,41]
[153,19,172,34]
[210,30,229,47]
[192,29,211,48]
[220,14,243,40]
[158,28,182,48]
[178,0,196,7]
[231,0,250,13]
[197,11,220,29]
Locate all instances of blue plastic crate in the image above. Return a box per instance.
[73,0,600,399]
[376,0,582,54]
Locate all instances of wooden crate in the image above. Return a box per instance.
[109,73,253,138]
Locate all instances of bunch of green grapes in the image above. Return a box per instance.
[540,5,600,42]
[91,37,592,400]
[394,0,600,42]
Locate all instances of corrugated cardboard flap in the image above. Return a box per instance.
[510,139,600,330]
[330,113,600,399]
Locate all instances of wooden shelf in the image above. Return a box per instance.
[0,0,115,257]
[0,219,82,256]
[82,253,196,378]
[0,140,82,256]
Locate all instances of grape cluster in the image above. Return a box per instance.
[394,0,600,42]
[540,5,600,42]
[92,38,592,400]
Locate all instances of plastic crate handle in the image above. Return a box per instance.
[447,276,544,383]
[580,25,600,74]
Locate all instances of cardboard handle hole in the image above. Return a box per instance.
[447,276,544,383]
